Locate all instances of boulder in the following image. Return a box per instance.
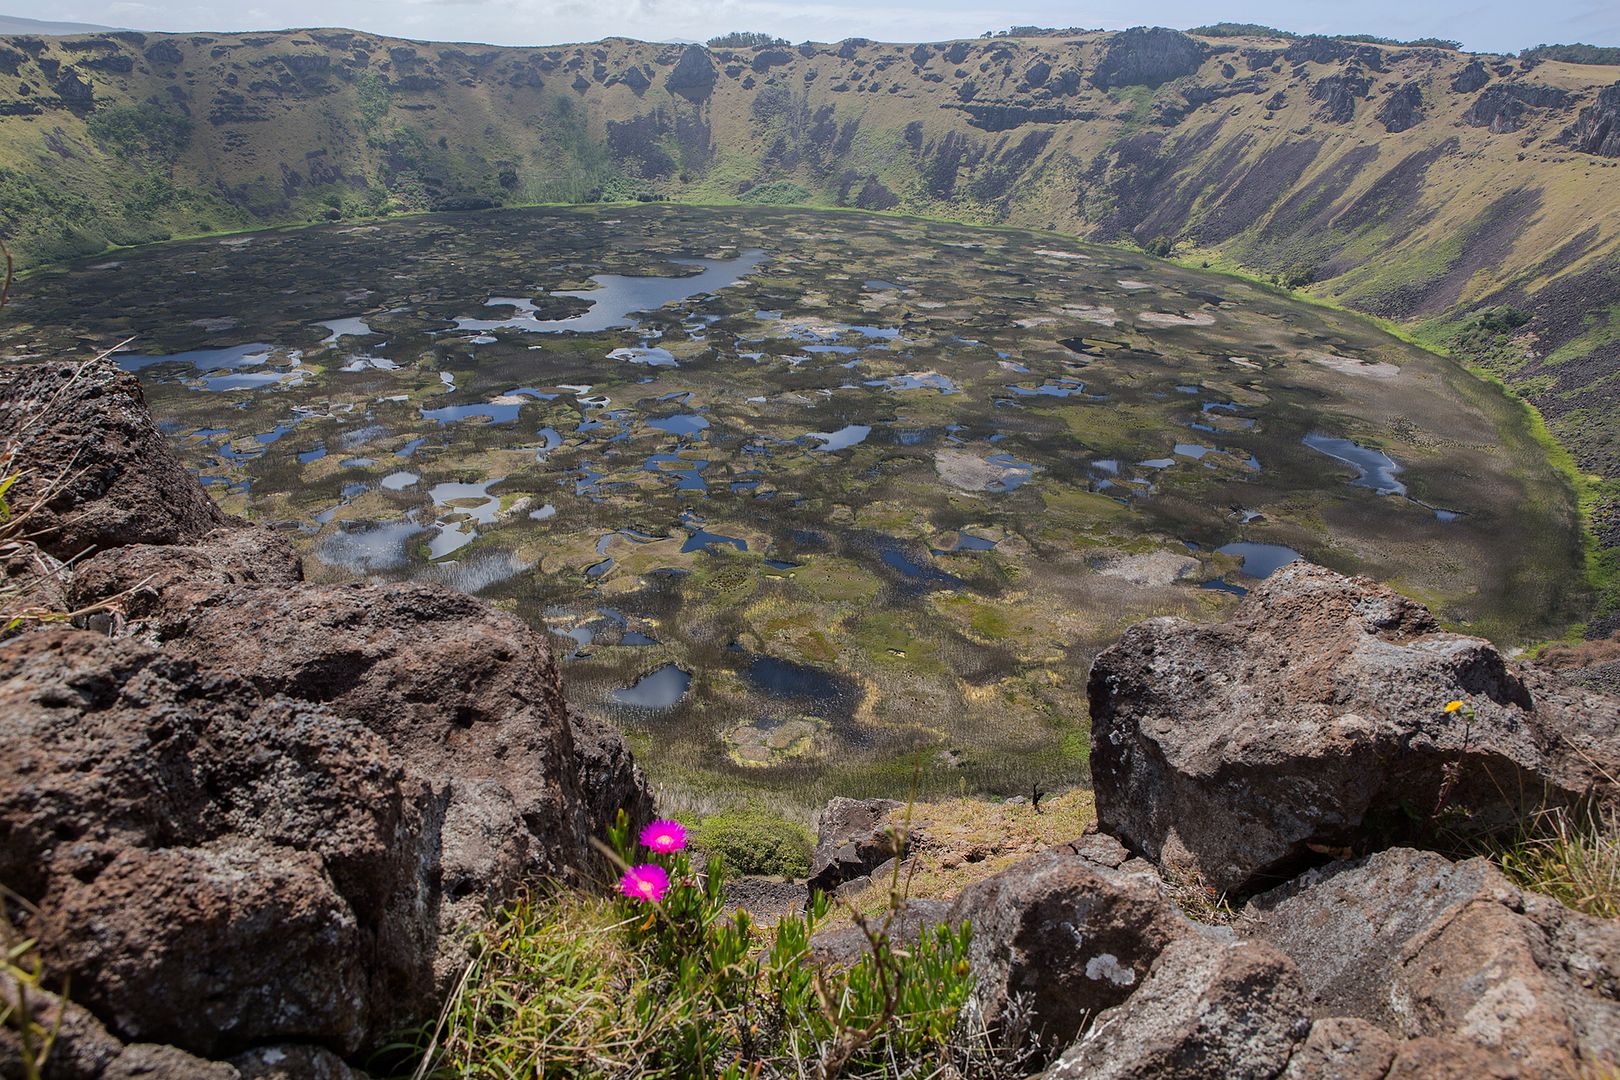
[808,797,903,895]
[1044,937,1309,1079]
[0,629,436,1057]
[945,845,1191,1056]
[1088,562,1620,895]
[0,361,230,561]
[1245,847,1620,1075]
[809,898,953,966]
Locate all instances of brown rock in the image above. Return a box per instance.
[946,848,1190,1057]
[808,797,903,895]
[1279,1017,1397,1079]
[0,629,437,1057]
[1088,562,1620,894]
[1045,937,1310,1080]
[1245,847,1620,1074]
[0,361,229,561]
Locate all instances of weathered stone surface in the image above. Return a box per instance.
[808,797,903,895]
[1245,847,1620,1075]
[1376,82,1425,133]
[1088,562,1620,894]
[231,1044,366,1079]
[74,571,647,914]
[67,526,303,633]
[946,848,1190,1056]
[1279,1017,1397,1079]
[1045,937,1309,1080]
[1090,27,1206,90]
[0,361,230,561]
[809,898,953,966]
[0,629,435,1057]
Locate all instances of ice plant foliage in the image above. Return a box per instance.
[639,819,688,854]
[619,863,670,903]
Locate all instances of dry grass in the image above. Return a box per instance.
[1492,802,1620,921]
[831,788,1096,925]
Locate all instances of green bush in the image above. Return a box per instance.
[694,808,813,877]
[739,181,812,206]
[421,812,974,1078]
[86,103,193,163]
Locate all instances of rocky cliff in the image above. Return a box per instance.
[0,359,652,1075]
[1,25,1619,540]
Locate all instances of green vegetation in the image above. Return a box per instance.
[1188,23,1298,39]
[86,102,193,163]
[1,894,58,1080]
[1489,802,1619,919]
[741,181,810,204]
[355,69,392,131]
[1522,43,1620,65]
[420,813,975,1078]
[693,808,814,877]
[706,32,787,49]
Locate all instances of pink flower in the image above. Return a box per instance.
[619,863,670,903]
[639,819,688,854]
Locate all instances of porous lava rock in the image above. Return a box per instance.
[1044,937,1310,1079]
[1244,847,1620,1075]
[1561,81,1620,158]
[945,844,1191,1057]
[0,630,435,1057]
[0,357,652,1070]
[1088,561,1619,894]
[665,43,716,99]
[0,362,230,561]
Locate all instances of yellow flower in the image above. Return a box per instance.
[1444,700,1465,713]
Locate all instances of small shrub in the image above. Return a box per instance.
[693,808,813,877]
[739,181,811,205]
[86,103,193,163]
[421,812,974,1078]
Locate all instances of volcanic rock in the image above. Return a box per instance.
[1090,28,1207,90]
[1561,81,1620,158]
[1245,847,1620,1074]
[1088,562,1619,895]
[945,845,1190,1056]
[0,362,231,562]
[0,629,435,1057]
[1044,937,1309,1079]
[808,797,903,895]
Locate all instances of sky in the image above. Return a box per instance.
[23,0,1620,56]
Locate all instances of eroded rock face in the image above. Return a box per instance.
[1045,937,1309,1080]
[1087,562,1620,895]
[1245,847,1620,1075]
[945,845,1190,1057]
[0,362,230,561]
[1090,28,1206,90]
[1561,82,1620,158]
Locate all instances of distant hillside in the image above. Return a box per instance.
[0,24,1617,615]
[0,13,120,36]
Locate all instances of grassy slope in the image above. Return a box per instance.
[3,25,1618,625]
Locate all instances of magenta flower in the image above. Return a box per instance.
[639,819,688,854]
[619,863,670,903]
